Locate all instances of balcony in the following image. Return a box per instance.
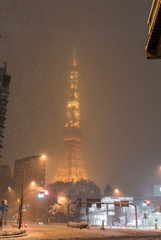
[146,0,161,59]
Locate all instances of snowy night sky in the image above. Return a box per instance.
[0,0,160,196]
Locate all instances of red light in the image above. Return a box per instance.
[44,190,49,198]
[22,222,28,228]
[146,200,150,205]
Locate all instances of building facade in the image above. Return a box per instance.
[152,185,161,196]
[13,156,46,197]
[86,195,161,227]
[53,52,88,182]
[146,0,161,58]
[0,165,12,199]
[0,64,11,157]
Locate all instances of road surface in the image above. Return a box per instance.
[15,223,161,240]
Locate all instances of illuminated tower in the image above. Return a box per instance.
[53,51,88,183]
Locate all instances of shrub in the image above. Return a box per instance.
[67,221,89,229]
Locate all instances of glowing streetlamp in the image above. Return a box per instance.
[31,181,35,186]
[7,186,12,202]
[115,189,119,194]
[18,154,46,229]
[115,189,126,198]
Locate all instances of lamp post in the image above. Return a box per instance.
[115,189,127,228]
[18,154,46,229]
[17,199,20,224]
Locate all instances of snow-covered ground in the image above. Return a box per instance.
[14,223,161,240]
[0,226,26,239]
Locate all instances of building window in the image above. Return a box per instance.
[108,205,114,210]
[108,212,115,215]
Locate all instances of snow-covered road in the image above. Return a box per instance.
[16,223,161,240]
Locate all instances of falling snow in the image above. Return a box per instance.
[0,0,159,196]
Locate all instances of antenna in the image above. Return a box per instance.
[73,46,77,66]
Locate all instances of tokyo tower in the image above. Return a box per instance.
[53,51,89,182]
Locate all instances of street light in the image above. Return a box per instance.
[115,188,127,228]
[115,189,119,194]
[115,189,126,198]
[6,186,12,202]
[31,181,35,186]
[18,154,46,229]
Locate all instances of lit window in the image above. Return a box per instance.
[108,205,114,210]
[108,212,115,215]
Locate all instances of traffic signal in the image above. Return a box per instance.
[38,190,49,198]
[38,192,44,198]
[44,190,49,198]
[145,200,150,205]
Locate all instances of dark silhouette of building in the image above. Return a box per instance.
[53,51,88,182]
[0,165,12,199]
[0,165,12,203]
[0,64,11,157]
[13,156,46,197]
[146,0,161,58]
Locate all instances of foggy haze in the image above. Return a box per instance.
[0,0,159,196]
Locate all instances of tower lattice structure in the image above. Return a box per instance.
[53,52,89,183]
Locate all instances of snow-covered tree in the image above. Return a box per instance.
[47,179,101,222]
